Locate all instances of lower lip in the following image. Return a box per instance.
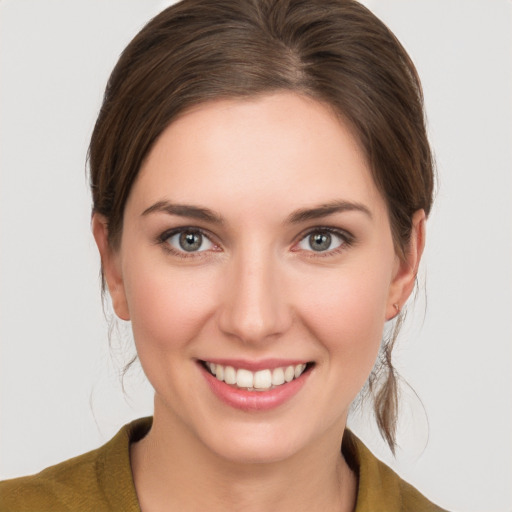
[200,363,311,411]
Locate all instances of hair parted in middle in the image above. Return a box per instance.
[89,0,434,452]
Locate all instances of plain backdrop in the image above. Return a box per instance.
[1,1,511,511]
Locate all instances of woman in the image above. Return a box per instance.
[1,0,448,510]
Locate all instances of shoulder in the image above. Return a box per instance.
[343,430,449,512]
[0,417,151,512]
[0,447,106,511]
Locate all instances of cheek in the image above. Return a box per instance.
[294,262,391,378]
[122,256,218,354]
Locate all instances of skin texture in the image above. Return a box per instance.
[93,93,425,511]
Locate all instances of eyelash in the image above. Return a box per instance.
[294,227,354,258]
[156,227,219,259]
[156,226,354,259]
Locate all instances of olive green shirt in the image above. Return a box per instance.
[0,417,447,511]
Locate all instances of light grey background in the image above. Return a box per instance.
[1,1,511,511]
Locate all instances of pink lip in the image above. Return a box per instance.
[199,361,312,411]
[201,358,309,372]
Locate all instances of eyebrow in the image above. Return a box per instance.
[141,199,371,225]
[287,200,372,223]
[141,200,224,224]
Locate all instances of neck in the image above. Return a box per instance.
[131,402,357,512]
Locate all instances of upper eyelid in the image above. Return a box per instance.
[157,227,219,257]
[158,226,216,242]
[157,225,353,250]
[295,226,353,242]
[289,226,353,255]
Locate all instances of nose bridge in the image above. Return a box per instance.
[218,240,290,343]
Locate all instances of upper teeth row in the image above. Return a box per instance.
[206,362,307,390]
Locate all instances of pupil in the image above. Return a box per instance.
[310,232,331,251]
[179,231,202,251]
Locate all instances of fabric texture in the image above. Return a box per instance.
[0,417,447,511]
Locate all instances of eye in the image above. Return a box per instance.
[165,229,215,253]
[297,229,347,253]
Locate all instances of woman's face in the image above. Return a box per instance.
[96,93,420,463]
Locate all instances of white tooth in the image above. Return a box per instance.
[215,365,224,381]
[284,365,295,382]
[224,366,236,385]
[271,367,285,386]
[210,363,216,374]
[236,369,254,388]
[294,363,306,378]
[253,369,272,389]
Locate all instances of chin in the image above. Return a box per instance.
[196,409,343,466]
[206,429,307,465]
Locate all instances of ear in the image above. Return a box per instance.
[386,209,426,320]
[91,214,130,321]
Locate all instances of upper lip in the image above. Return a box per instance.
[198,358,312,372]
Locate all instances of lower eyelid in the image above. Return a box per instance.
[156,227,353,257]
[295,229,352,251]
[158,228,207,248]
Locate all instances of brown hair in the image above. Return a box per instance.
[89,0,434,452]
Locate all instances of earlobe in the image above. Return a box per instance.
[91,214,130,321]
[386,210,426,320]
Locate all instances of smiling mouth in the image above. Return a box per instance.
[201,361,313,391]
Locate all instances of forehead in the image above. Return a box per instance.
[129,93,385,219]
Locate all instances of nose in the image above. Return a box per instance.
[217,248,292,345]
